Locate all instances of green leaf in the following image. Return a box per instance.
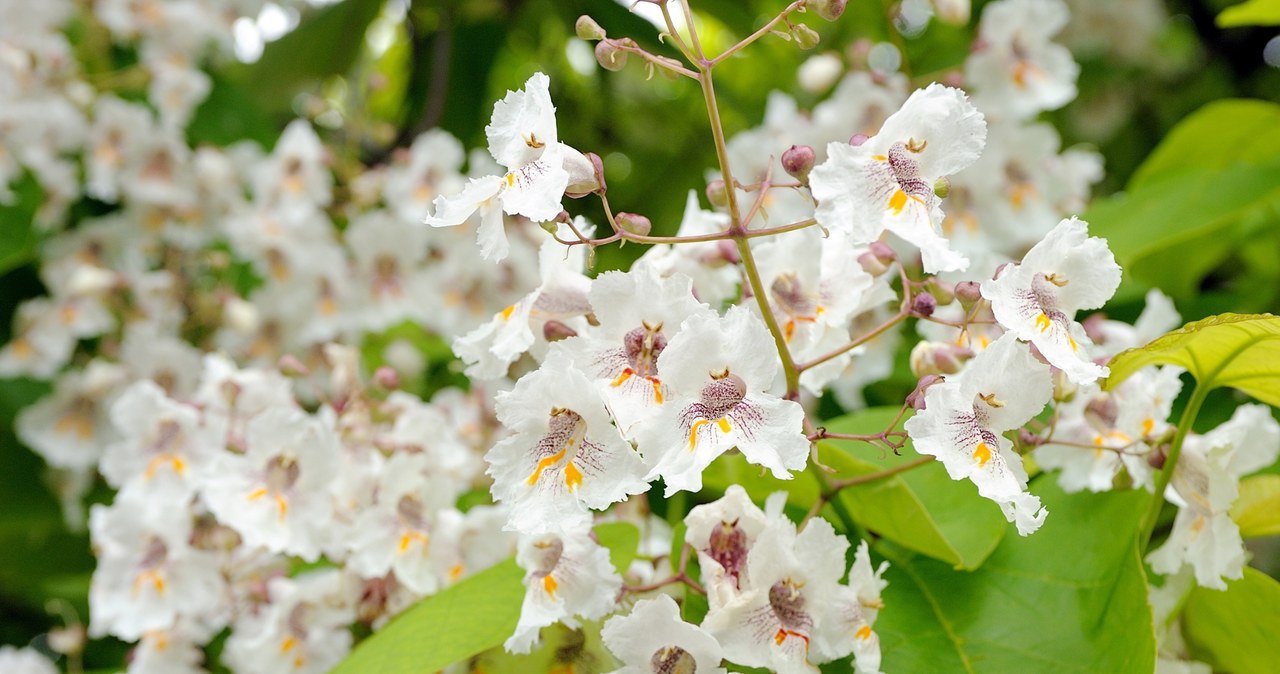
[0,172,43,275]
[332,559,525,674]
[1084,161,1280,303]
[593,521,641,575]
[1129,100,1280,189]
[876,480,1156,673]
[702,407,1007,570]
[1230,474,1280,537]
[242,0,386,112]
[1103,314,1280,406]
[1218,0,1280,27]
[822,408,1008,570]
[1182,567,1280,674]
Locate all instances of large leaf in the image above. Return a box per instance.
[876,480,1155,673]
[1182,567,1280,674]
[704,407,1007,570]
[333,521,639,673]
[1103,314,1280,406]
[1084,161,1280,303]
[1129,100,1280,189]
[243,0,386,112]
[333,559,525,674]
[1217,0,1280,27]
[1230,474,1280,537]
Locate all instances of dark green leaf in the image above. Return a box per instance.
[1183,567,1280,674]
[0,173,43,275]
[876,480,1155,673]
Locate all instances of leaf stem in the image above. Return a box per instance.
[1138,382,1208,549]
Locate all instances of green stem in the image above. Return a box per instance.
[1138,383,1208,549]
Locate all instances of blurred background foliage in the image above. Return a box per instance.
[2,0,1279,670]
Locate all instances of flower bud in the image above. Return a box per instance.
[792,23,821,50]
[868,240,897,265]
[849,132,870,146]
[912,292,937,317]
[616,212,652,237]
[781,144,816,183]
[933,176,951,199]
[576,15,606,41]
[858,250,888,276]
[543,320,578,342]
[906,374,943,410]
[1147,444,1167,470]
[1081,313,1108,346]
[706,179,728,208]
[716,239,742,265]
[595,40,628,71]
[954,280,982,306]
[373,366,400,390]
[809,0,848,21]
[277,354,310,377]
[1018,428,1045,449]
[910,341,973,377]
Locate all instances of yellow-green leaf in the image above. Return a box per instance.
[1183,567,1280,674]
[1218,0,1280,27]
[1231,474,1280,537]
[1103,314,1280,406]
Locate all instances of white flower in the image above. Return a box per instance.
[202,407,339,561]
[966,0,1079,120]
[488,348,648,535]
[635,191,739,308]
[811,83,986,273]
[601,595,727,674]
[506,528,621,654]
[101,380,214,499]
[637,306,810,495]
[222,570,358,674]
[684,485,787,610]
[1148,404,1280,589]
[904,333,1053,535]
[424,72,592,261]
[0,646,58,674]
[982,217,1121,385]
[560,261,715,435]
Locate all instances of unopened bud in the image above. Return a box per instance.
[912,292,937,317]
[910,341,973,377]
[858,250,888,276]
[576,15,606,41]
[933,176,951,199]
[925,279,955,306]
[906,374,942,410]
[706,179,728,208]
[868,240,897,265]
[810,0,848,21]
[1147,444,1168,470]
[716,239,742,265]
[849,132,869,146]
[544,320,579,342]
[792,23,820,50]
[585,152,607,193]
[595,40,628,71]
[1018,428,1045,449]
[277,354,309,377]
[991,262,1011,281]
[1082,313,1108,346]
[781,145,816,183]
[616,212,652,237]
[539,220,560,234]
[954,280,982,306]
[373,366,400,390]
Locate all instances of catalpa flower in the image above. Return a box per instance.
[637,306,809,495]
[487,348,648,535]
[904,333,1052,535]
[684,485,788,611]
[506,529,621,654]
[966,0,1079,120]
[810,83,986,273]
[601,595,727,674]
[423,72,594,261]
[982,217,1121,385]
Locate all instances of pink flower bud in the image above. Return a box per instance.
[543,320,579,342]
[913,292,937,316]
[616,212,652,236]
[373,366,400,390]
[706,179,729,208]
[810,0,848,21]
[954,280,982,306]
[781,144,816,182]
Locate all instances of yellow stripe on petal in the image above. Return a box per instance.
[564,462,583,491]
[888,189,908,215]
[542,574,558,599]
[527,448,567,485]
[1035,313,1051,333]
[689,419,711,450]
[856,625,873,640]
[972,442,992,468]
